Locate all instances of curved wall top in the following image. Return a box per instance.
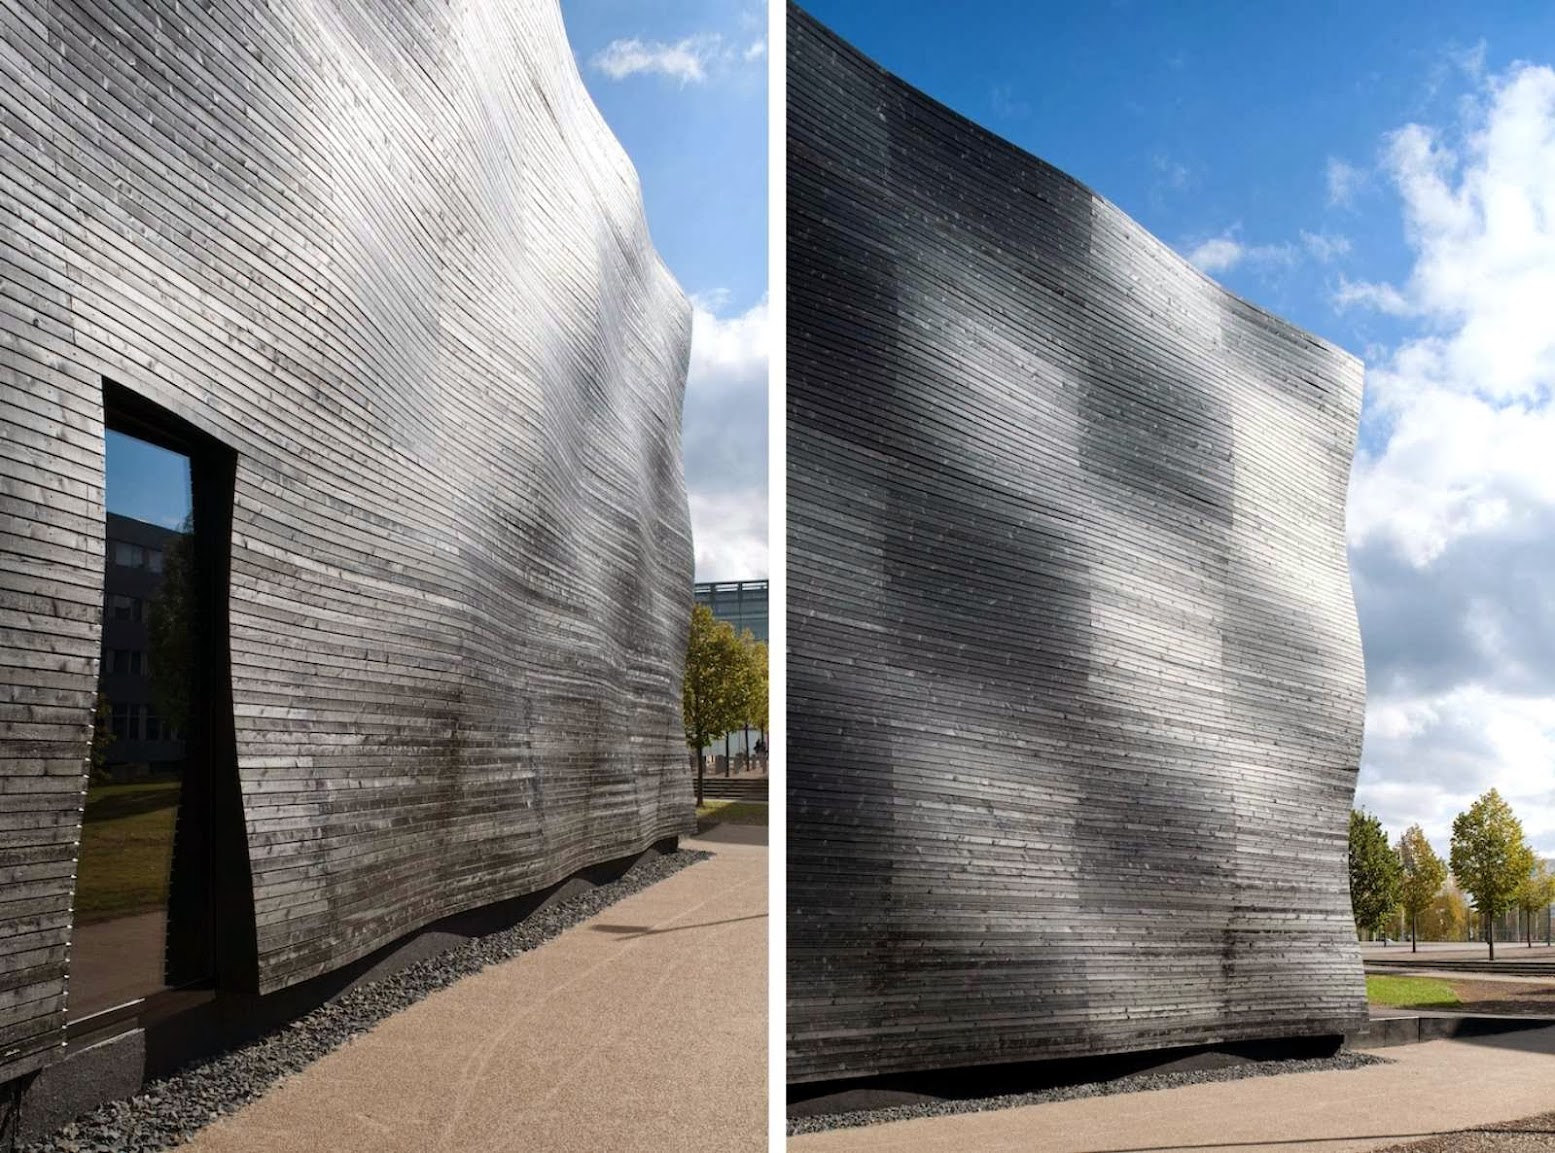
[787,5,1367,1082]
[0,0,692,1079]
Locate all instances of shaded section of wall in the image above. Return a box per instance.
[787,5,1366,1083]
[0,0,692,1082]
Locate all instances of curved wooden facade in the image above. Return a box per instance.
[787,6,1368,1083]
[0,0,692,1082]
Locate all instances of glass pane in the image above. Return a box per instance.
[75,429,196,1019]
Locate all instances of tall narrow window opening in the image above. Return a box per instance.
[71,384,252,1026]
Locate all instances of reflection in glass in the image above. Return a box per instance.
[74,432,195,1019]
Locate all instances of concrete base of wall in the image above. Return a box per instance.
[1347,1012,1555,1049]
[786,1034,1346,1119]
[1,837,678,1147]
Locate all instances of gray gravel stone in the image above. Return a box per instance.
[22,850,711,1153]
[1370,1110,1555,1152]
[786,1050,1395,1136]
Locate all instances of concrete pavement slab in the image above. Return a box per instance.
[187,835,765,1153]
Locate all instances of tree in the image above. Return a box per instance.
[1514,860,1555,948]
[682,605,746,806]
[739,636,768,763]
[740,634,765,749]
[1396,824,1447,953]
[1418,883,1471,942]
[88,691,116,783]
[1450,789,1535,960]
[146,526,193,736]
[1349,809,1402,942]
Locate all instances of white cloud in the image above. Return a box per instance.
[1185,231,1296,275]
[1425,40,1489,101]
[688,490,767,583]
[591,36,715,83]
[590,32,763,85]
[1188,236,1244,273]
[1333,275,1411,314]
[1347,61,1555,857]
[1301,230,1352,263]
[1152,154,1193,194]
[1327,156,1366,207]
[683,297,768,581]
[1454,40,1488,82]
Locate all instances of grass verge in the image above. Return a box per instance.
[74,778,180,924]
[1366,974,1461,1009]
[696,799,768,830]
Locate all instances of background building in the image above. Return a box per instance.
[97,513,187,773]
[694,579,769,761]
[694,579,769,643]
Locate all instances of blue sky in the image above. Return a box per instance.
[801,2,1555,857]
[560,1,767,314]
[105,431,191,529]
[801,1,1553,370]
[563,0,770,582]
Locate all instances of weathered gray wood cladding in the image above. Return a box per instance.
[787,6,1368,1083]
[0,0,693,1080]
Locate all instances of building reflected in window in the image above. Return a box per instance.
[76,432,196,1019]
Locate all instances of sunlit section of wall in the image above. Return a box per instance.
[787,5,1367,1082]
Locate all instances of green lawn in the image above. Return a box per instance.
[74,779,180,924]
[696,799,768,829]
[1366,974,1462,1009]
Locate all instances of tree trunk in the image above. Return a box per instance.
[723,731,730,776]
[1411,908,1417,953]
[693,748,704,807]
[1488,911,1495,961]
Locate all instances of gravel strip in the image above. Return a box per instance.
[1370,1111,1555,1152]
[786,1050,1394,1136]
[24,848,712,1153]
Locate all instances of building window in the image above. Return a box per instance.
[112,540,146,568]
[106,649,148,675]
[110,541,165,572]
[109,594,142,622]
[110,702,135,740]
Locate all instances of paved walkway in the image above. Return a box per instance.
[790,1027,1555,1152]
[1366,969,1555,986]
[189,832,766,1153]
[1363,943,1555,963]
